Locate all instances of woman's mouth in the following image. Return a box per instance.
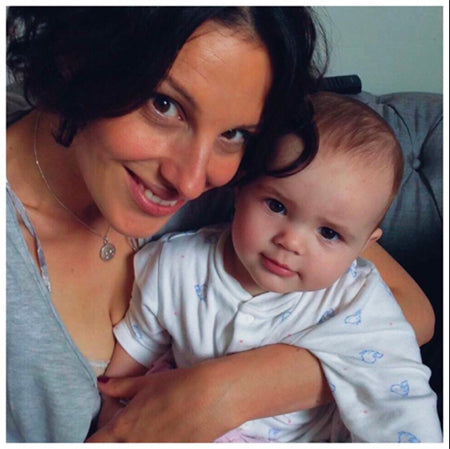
[126,168,185,217]
[142,187,178,207]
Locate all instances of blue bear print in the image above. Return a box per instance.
[390,380,410,397]
[280,310,293,322]
[397,431,420,443]
[132,323,143,340]
[195,283,207,301]
[344,309,362,325]
[318,308,335,324]
[359,349,384,364]
[268,428,281,441]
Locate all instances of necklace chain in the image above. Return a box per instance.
[33,112,116,261]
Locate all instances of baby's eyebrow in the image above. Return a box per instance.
[255,182,287,199]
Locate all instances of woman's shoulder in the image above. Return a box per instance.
[7,86,32,126]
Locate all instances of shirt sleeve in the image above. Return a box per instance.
[113,241,171,368]
[283,263,442,442]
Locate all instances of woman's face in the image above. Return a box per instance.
[73,20,272,238]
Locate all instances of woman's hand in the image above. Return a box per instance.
[86,364,238,442]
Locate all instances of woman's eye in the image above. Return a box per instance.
[221,129,248,144]
[151,95,180,118]
[319,227,340,241]
[265,199,286,215]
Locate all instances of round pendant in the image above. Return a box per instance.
[100,241,116,261]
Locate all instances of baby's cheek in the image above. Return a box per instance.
[234,229,254,257]
[317,259,352,287]
[299,256,336,291]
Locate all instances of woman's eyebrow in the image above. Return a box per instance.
[164,75,259,131]
[164,75,198,110]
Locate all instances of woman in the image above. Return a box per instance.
[6,7,434,442]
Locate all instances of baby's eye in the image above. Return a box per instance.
[265,199,287,215]
[319,227,340,241]
[151,95,180,118]
[221,129,249,144]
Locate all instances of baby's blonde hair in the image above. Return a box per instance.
[310,92,404,202]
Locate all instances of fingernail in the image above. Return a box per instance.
[97,375,110,383]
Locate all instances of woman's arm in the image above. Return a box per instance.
[87,344,332,442]
[362,242,435,345]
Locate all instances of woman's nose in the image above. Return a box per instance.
[159,138,212,200]
[273,226,306,256]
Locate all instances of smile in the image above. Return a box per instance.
[126,168,184,217]
[261,255,297,278]
[143,188,178,207]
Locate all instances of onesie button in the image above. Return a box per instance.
[240,314,255,324]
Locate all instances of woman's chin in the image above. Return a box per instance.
[108,213,173,240]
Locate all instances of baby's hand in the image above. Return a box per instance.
[97,394,126,430]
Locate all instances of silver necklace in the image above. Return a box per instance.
[33,113,116,262]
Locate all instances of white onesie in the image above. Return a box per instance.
[114,225,442,442]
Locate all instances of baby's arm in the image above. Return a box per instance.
[106,343,148,379]
[287,263,442,442]
[97,344,148,429]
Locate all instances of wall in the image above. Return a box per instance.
[316,6,443,95]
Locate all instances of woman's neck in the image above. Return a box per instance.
[8,110,105,230]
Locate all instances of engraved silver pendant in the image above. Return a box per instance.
[100,239,116,261]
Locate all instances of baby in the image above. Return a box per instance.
[99,92,442,442]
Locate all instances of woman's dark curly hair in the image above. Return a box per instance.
[7,6,327,178]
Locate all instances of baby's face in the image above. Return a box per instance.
[228,138,391,295]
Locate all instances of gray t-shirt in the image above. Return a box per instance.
[6,96,234,442]
[7,185,102,442]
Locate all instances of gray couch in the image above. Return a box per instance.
[351,91,443,422]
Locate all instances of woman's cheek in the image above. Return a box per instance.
[90,114,171,161]
[218,161,242,187]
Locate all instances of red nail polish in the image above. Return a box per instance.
[97,375,110,383]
